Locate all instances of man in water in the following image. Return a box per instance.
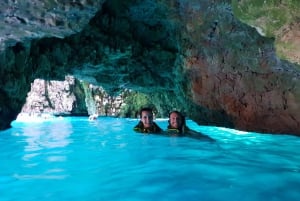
[133,107,163,134]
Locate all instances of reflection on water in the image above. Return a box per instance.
[22,120,73,151]
[10,119,74,182]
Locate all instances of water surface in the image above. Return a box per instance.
[0,117,299,201]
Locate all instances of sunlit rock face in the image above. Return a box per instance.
[20,76,127,117]
[21,76,85,116]
[0,0,299,135]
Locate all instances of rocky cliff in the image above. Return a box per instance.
[0,0,299,135]
[20,76,128,117]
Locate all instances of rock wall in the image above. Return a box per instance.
[0,0,299,135]
[21,76,83,116]
[20,76,128,117]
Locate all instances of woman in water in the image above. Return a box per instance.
[167,111,214,141]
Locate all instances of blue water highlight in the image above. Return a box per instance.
[0,117,300,201]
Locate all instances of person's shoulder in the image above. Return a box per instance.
[133,121,144,133]
[152,122,163,132]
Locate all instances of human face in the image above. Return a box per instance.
[141,111,153,128]
[169,112,182,129]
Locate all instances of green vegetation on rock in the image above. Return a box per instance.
[232,0,300,36]
[119,91,156,118]
[232,0,300,64]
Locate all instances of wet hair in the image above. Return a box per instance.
[139,107,153,118]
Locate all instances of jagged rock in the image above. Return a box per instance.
[20,76,128,117]
[21,76,80,116]
[0,0,299,135]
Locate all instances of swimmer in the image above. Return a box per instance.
[133,107,162,134]
[167,111,215,141]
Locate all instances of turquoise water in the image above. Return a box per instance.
[0,117,300,201]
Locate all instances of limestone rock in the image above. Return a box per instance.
[21,76,80,116]
[20,76,128,117]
